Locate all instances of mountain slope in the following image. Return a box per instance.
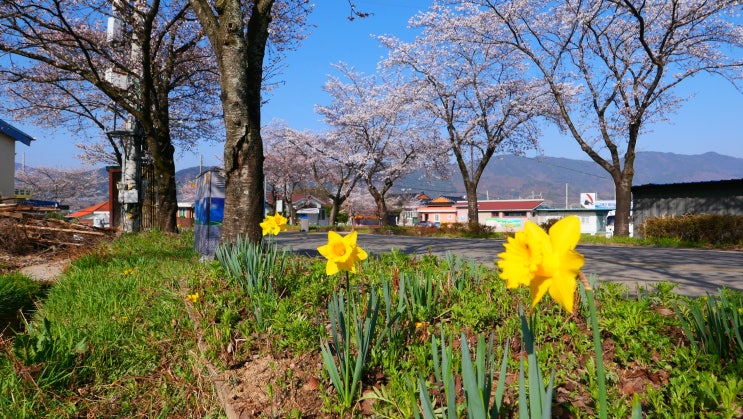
[400,152,743,207]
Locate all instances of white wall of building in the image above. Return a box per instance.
[0,136,14,198]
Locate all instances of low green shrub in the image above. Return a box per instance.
[641,214,743,246]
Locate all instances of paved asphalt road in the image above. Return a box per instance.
[274,232,743,297]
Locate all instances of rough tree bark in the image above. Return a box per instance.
[189,0,273,244]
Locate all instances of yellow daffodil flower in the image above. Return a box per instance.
[187,292,199,303]
[122,268,134,275]
[317,230,368,276]
[497,216,585,313]
[260,213,288,236]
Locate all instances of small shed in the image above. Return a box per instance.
[631,178,743,234]
[293,194,328,226]
[177,202,195,227]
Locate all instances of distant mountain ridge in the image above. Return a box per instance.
[15,152,743,209]
[396,151,743,207]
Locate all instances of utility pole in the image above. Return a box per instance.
[106,0,143,233]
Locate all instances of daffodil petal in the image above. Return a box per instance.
[355,246,368,261]
[317,243,333,259]
[549,216,581,253]
[529,276,551,309]
[548,271,578,313]
[325,261,340,276]
[561,250,586,273]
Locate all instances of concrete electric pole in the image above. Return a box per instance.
[106,0,144,233]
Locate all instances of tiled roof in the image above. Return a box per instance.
[455,199,544,211]
[427,195,465,205]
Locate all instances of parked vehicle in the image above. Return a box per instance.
[605,210,633,237]
[418,220,436,227]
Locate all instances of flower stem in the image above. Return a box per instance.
[579,272,607,419]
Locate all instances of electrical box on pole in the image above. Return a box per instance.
[106,16,122,43]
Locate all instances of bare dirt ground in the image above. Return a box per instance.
[0,213,114,278]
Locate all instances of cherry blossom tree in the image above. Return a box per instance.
[15,166,93,204]
[379,3,549,227]
[345,188,378,225]
[0,0,223,232]
[316,63,450,226]
[263,121,313,223]
[188,0,312,244]
[467,0,743,236]
[304,132,364,227]
[264,121,363,226]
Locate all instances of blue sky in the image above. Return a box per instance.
[10,1,743,170]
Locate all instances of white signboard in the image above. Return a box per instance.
[580,193,596,208]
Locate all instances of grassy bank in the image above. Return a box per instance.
[0,272,48,336]
[0,231,221,418]
[2,230,742,417]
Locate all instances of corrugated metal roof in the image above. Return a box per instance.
[0,119,34,146]
[632,178,743,192]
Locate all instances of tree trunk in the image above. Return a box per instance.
[328,198,340,226]
[213,0,272,245]
[613,178,632,237]
[463,179,479,228]
[147,131,178,233]
[369,186,388,226]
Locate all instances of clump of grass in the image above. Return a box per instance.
[0,273,45,319]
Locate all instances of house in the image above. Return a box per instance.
[631,178,743,237]
[0,119,34,200]
[466,199,544,231]
[177,202,195,227]
[392,192,430,226]
[534,193,615,235]
[416,195,465,226]
[292,194,329,226]
[67,201,111,227]
[415,196,545,230]
[535,207,613,235]
[265,193,330,226]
